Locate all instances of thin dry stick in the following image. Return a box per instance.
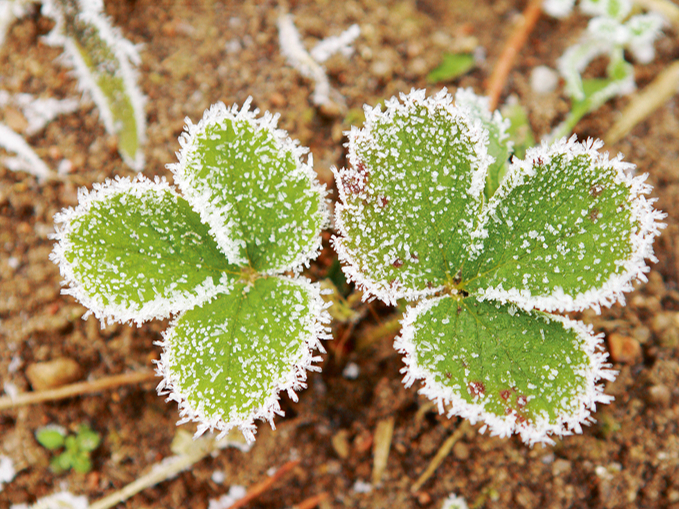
[227,459,301,509]
[605,59,679,145]
[634,0,679,29]
[485,0,544,111]
[293,492,329,509]
[410,421,471,494]
[0,370,156,411]
[89,443,215,509]
[354,313,403,351]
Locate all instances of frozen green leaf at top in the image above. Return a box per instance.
[462,138,664,312]
[157,276,329,442]
[51,176,240,325]
[396,296,615,445]
[455,88,512,199]
[43,0,146,170]
[171,100,328,273]
[334,89,491,304]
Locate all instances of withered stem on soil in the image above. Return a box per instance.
[292,492,329,509]
[89,434,221,509]
[372,416,396,485]
[485,0,543,111]
[410,421,471,494]
[634,0,679,28]
[226,459,301,509]
[605,60,679,145]
[0,370,156,411]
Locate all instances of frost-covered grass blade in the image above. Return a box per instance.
[171,100,328,273]
[42,0,146,170]
[157,276,328,442]
[396,296,615,445]
[334,89,491,304]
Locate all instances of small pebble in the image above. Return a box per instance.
[530,66,559,94]
[646,384,671,407]
[212,470,225,484]
[452,441,470,460]
[25,357,83,391]
[352,480,373,493]
[552,458,572,476]
[331,429,351,459]
[342,362,360,380]
[607,333,642,364]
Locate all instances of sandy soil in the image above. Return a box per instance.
[1,1,679,508]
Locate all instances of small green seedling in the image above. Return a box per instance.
[333,88,664,444]
[545,0,664,139]
[51,100,330,442]
[36,424,101,474]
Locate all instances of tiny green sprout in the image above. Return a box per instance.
[36,424,101,474]
[333,88,665,445]
[545,0,665,139]
[51,99,331,443]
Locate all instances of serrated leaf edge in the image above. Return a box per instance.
[169,98,330,273]
[42,0,147,171]
[50,175,235,326]
[333,88,493,305]
[394,295,617,446]
[472,136,666,313]
[154,275,332,444]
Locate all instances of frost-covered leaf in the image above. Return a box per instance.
[51,176,240,325]
[462,137,664,312]
[626,14,664,64]
[171,100,328,273]
[396,296,615,445]
[580,0,632,20]
[455,88,511,199]
[157,276,330,442]
[42,0,146,170]
[334,89,491,304]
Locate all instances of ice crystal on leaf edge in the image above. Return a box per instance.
[333,87,665,444]
[51,100,331,443]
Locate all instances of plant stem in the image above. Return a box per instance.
[485,0,544,111]
[0,370,156,411]
[410,421,471,493]
[605,60,679,144]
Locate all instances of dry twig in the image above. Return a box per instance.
[605,60,679,145]
[410,421,471,494]
[485,0,544,111]
[0,370,157,411]
[227,459,301,509]
[293,492,329,509]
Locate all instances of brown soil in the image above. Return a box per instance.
[1,1,679,508]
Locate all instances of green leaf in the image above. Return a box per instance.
[501,98,535,161]
[427,53,475,84]
[43,0,146,170]
[455,88,511,199]
[396,296,614,444]
[334,89,490,303]
[36,427,66,450]
[171,100,328,273]
[75,426,100,452]
[461,138,663,312]
[50,452,73,474]
[70,453,93,474]
[158,275,329,442]
[51,176,240,325]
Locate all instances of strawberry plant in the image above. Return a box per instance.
[333,88,664,444]
[51,100,330,442]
